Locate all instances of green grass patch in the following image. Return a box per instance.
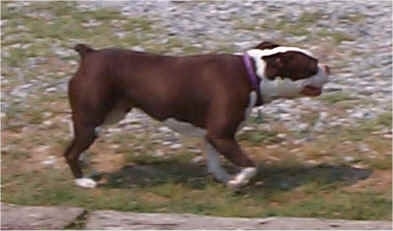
[367,156,392,170]
[234,11,322,37]
[238,130,281,145]
[320,91,358,104]
[375,111,392,128]
[263,19,309,37]
[322,113,392,143]
[338,13,366,23]
[317,29,355,44]
[260,11,322,37]
[352,112,392,139]
[88,8,126,21]
[121,17,154,32]
[297,11,323,25]
[278,191,391,220]
[2,159,390,220]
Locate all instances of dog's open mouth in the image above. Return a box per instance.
[301,85,322,96]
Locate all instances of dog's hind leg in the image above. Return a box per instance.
[64,99,132,188]
[64,118,98,188]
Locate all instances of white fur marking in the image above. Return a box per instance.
[245,91,257,119]
[163,118,206,137]
[75,178,97,188]
[248,46,314,58]
[227,167,257,188]
[239,91,257,130]
[205,142,231,182]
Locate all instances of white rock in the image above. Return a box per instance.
[191,155,204,163]
[170,143,182,150]
[158,126,172,133]
[42,155,56,166]
[45,87,57,93]
[132,46,145,52]
[162,141,172,146]
[242,126,255,132]
[344,156,355,162]
[357,144,370,153]
[153,150,165,157]
[43,120,53,127]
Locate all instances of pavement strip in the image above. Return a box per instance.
[1,203,391,230]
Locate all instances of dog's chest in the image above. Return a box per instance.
[238,91,257,129]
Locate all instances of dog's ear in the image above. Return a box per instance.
[254,41,280,50]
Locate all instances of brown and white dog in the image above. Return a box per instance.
[64,41,330,189]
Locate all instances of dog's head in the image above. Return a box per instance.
[248,41,330,101]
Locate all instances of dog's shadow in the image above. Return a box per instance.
[98,159,372,193]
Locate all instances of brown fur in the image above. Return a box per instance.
[65,44,256,179]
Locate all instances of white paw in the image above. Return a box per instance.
[209,169,231,183]
[226,167,257,188]
[74,178,97,188]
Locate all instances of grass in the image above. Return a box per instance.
[1,1,392,222]
[2,112,391,220]
[336,112,392,142]
[338,13,366,23]
[260,11,322,37]
[320,91,358,104]
[238,129,282,145]
[2,151,391,220]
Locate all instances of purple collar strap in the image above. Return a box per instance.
[243,53,259,89]
[243,52,263,105]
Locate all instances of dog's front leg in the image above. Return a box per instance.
[205,139,231,183]
[206,135,257,188]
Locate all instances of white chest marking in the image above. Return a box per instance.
[239,91,257,130]
[245,91,257,119]
[163,118,206,137]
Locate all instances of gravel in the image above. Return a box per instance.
[2,0,392,148]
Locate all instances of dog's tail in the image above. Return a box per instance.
[74,44,95,57]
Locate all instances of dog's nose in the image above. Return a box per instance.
[322,64,330,75]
